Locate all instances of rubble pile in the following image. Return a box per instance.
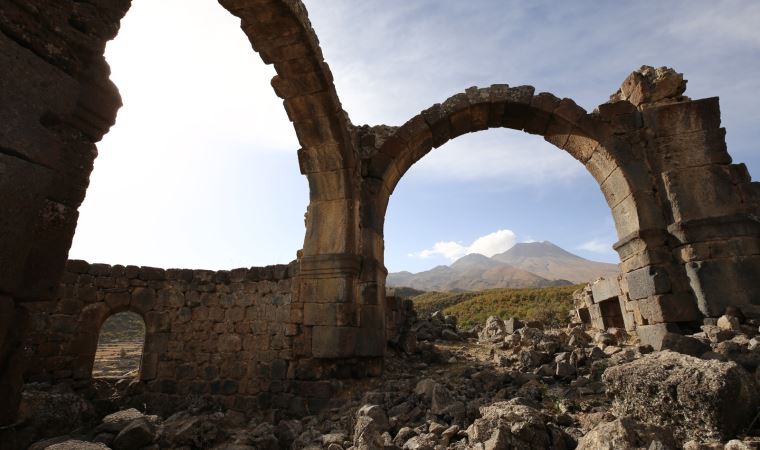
[17,310,760,450]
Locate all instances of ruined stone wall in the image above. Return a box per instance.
[0,0,130,423]
[606,67,760,343]
[22,260,305,415]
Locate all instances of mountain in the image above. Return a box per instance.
[491,241,619,284]
[386,253,571,292]
[387,241,619,292]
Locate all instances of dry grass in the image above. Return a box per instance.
[92,341,143,378]
[92,312,145,378]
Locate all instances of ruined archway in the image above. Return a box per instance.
[351,75,759,353]
[0,0,355,423]
[92,311,145,379]
[2,0,760,428]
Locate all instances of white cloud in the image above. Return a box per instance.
[411,241,468,261]
[404,128,586,186]
[577,238,612,254]
[410,229,516,261]
[468,230,517,256]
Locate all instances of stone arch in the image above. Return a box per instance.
[356,84,691,339]
[218,0,359,259]
[369,85,661,244]
[71,297,162,382]
[91,310,146,379]
[0,0,357,421]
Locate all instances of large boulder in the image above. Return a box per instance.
[44,441,110,450]
[112,417,156,450]
[18,385,96,440]
[603,351,759,442]
[353,404,391,449]
[576,417,676,450]
[157,411,227,448]
[94,408,154,434]
[479,316,506,342]
[466,400,573,449]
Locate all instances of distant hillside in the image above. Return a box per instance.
[442,284,582,328]
[411,291,478,317]
[409,284,582,328]
[492,241,618,284]
[386,286,426,299]
[98,312,145,345]
[387,253,569,292]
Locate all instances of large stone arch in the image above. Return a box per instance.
[0,0,357,424]
[352,73,760,352]
[353,84,692,345]
[366,85,661,252]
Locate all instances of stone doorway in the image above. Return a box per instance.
[92,311,146,379]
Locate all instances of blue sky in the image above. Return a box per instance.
[69,0,760,273]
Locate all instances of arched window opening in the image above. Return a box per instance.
[92,312,146,379]
[384,129,622,330]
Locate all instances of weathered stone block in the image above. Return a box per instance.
[131,287,156,313]
[105,292,130,310]
[635,323,681,350]
[311,326,356,358]
[591,277,621,303]
[145,311,170,333]
[218,334,242,353]
[663,166,741,223]
[686,256,760,317]
[642,97,721,138]
[638,293,702,324]
[625,265,671,300]
[138,266,165,281]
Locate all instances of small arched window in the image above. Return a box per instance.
[92,311,146,379]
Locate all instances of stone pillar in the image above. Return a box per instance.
[643,97,760,318]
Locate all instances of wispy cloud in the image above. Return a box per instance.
[304,0,760,176]
[410,130,585,185]
[577,238,613,254]
[410,229,516,261]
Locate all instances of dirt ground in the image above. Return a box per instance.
[91,341,143,378]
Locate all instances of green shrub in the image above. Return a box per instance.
[410,285,583,328]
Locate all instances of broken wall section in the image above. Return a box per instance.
[22,260,305,415]
[573,276,635,332]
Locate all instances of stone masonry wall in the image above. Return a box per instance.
[22,259,303,415]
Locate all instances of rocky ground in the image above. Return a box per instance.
[15,311,760,450]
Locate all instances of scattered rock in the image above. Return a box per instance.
[576,417,676,450]
[479,316,506,342]
[504,317,524,334]
[466,400,574,449]
[718,315,742,332]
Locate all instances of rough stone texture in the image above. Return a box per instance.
[465,400,574,449]
[577,417,677,450]
[603,351,760,442]
[22,260,312,416]
[112,417,155,450]
[44,441,110,450]
[609,65,688,107]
